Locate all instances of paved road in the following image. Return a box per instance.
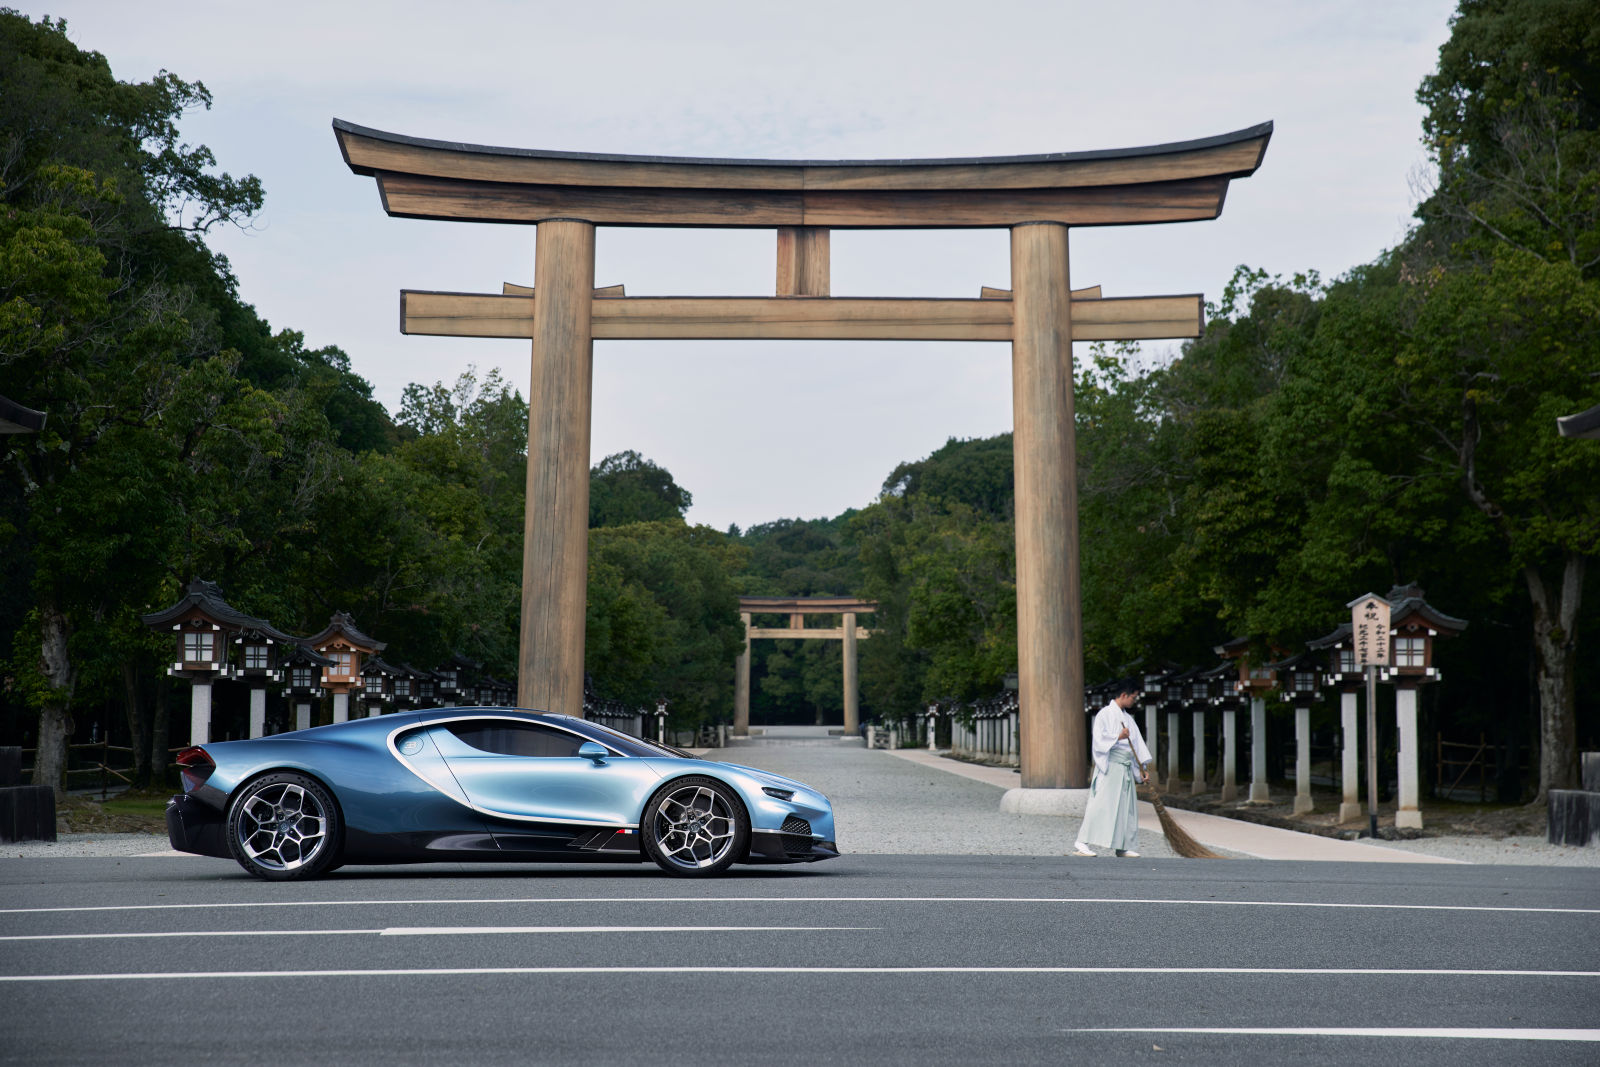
[2,855,1596,1065]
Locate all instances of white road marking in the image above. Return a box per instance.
[3,966,1597,983]
[0,925,871,942]
[1066,1028,1600,1042]
[2,896,1595,917]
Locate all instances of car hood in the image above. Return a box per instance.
[707,761,812,793]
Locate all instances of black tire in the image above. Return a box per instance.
[226,772,342,881]
[641,776,750,877]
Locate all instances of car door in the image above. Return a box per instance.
[426,717,661,851]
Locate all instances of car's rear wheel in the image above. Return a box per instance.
[226,772,341,881]
[641,777,748,877]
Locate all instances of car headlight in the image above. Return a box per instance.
[762,786,795,801]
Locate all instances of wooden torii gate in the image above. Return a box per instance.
[334,119,1271,792]
[735,596,877,736]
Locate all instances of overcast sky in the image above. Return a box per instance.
[32,0,1458,531]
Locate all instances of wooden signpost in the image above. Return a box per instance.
[335,119,1272,793]
[1349,593,1392,838]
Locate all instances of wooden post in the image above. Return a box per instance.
[1221,708,1237,801]
[1339,691,1361,821]
[777,227,830,296]
[1167,710,1181,787]
[190,680,212,745]
[1191,709,1207,795]
[1395,686,1422,828]
[842,611,859,734]
[1249,696,1270,802]
[733,612,751,736]
[518,220,596,717]
[1009,222,1083,789]
[1294,705,1314,814]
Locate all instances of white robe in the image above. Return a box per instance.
[1091,700,1152,778]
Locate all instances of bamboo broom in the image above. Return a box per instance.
[1139,770,1223,859]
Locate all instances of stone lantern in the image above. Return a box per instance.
[1267,651,1323,814]
[1158,668,1193,790]
[281,643,334,731]
[1203,660,1242,800]
[142,580,295,744]
[358,657,402,717]
[433,655,482,708]
[1380,583,1467,829]
[308,613,386,724]
[1184,669,1214,795]
[1217,637,1277,803]
[406,666,440,709]
[1140,665,1178,788]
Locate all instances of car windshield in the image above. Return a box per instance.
[570,718,698,760]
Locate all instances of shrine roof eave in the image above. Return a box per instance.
[336,120,1271,228]
[739,595,878,615]
[335,119,1273,190]
[1557,402,1600,439]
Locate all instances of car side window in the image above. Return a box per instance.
[446,721,586,758]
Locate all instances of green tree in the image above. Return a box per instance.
[589,450,692,527]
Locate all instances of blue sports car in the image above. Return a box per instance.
[165,708,839,880]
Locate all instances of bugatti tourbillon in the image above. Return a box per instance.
[166,709,839,879]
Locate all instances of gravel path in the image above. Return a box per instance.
[7,743,1597,866]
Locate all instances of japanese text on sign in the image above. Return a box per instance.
[1351,596,1391,668]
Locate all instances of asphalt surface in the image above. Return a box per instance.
[2,854,1597,1065]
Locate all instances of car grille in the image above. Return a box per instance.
[781,815,813,857]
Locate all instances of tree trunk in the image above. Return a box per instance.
[1525,552,1585,801]
[31,602,77,800]
[122,660,151,788]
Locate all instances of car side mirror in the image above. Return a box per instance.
[578,742,609,764]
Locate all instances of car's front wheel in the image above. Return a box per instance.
[226,773,341,881]
[641,777,749,877]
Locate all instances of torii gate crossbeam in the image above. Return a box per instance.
[335,119,1271,794]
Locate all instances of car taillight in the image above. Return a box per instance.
[175,746,214,791]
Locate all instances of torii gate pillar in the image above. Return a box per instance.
[518,220,596,716]
[1010,222,1082,789]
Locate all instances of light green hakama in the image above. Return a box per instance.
[1075,747,1139,851]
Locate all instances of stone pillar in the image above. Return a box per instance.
[518,219,596,719]
[1190,709,1206,795]
[1339,690,1362,822]
[733,613,751,736]
[1167,710,1181,787]
[332,691,349,724]
[1395,686,1422,829]
[190,680,212,746]
[1007,709,1019,765]
[1294,705,1314,814]
[1221,708,1237,801]
[926,714,936,750]
[1009,222,1082,791]
[1144,703,1162,788]
[1249,696,1270,802]
[295,701,311,733]
[249,687,266,739]
[843,612,859,733]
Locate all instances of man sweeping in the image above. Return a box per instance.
[1071,685,1153,858]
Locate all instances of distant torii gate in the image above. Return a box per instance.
[335,119,1271,794]
[735,596,877,736]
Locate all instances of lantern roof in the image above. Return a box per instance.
[397,662,436,680]
[360,656,404,678]
[1307,622,1351,651]
[1384,584,1467,636]
[307,611,386,652]
[1200,661,1235,681]
[1213,636,1251,658]
[280,642,337,668]
[1264,649,1317,672]
[140,579,297,642]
